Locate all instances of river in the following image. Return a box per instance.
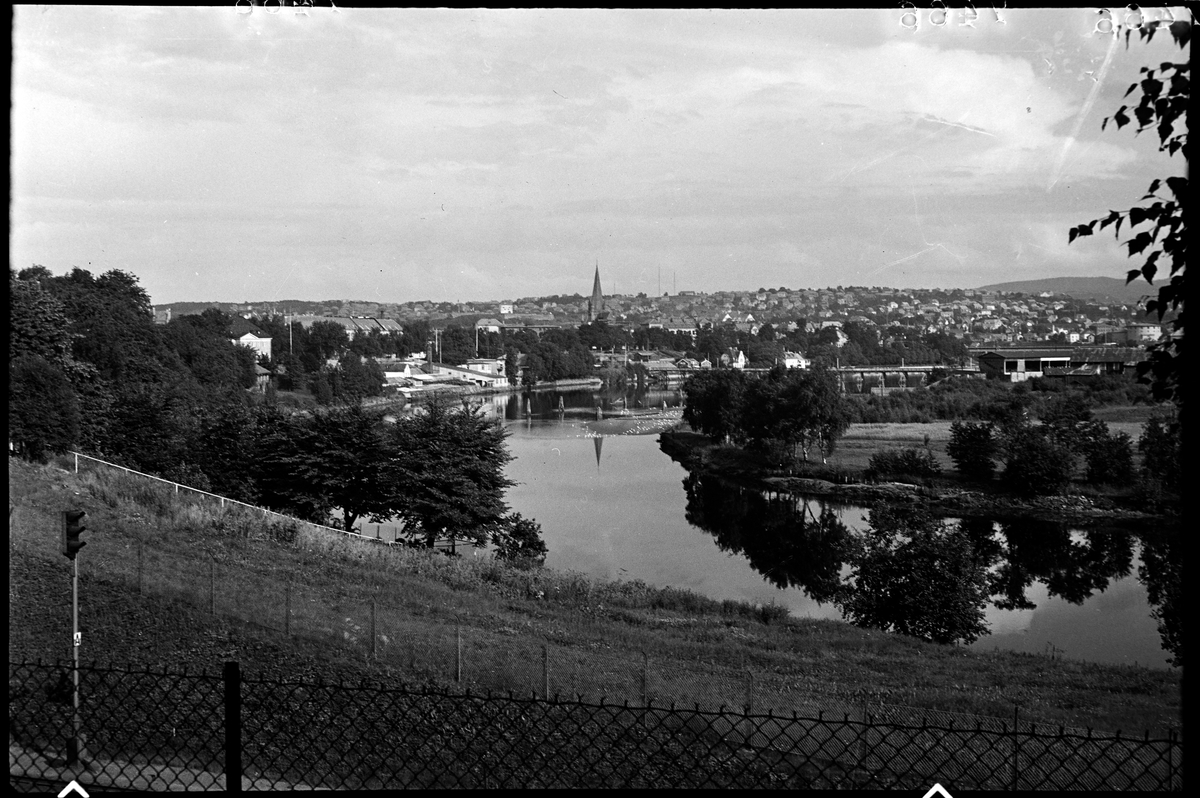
[488,388,1179,671]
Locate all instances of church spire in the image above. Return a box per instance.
[588,260,605,323]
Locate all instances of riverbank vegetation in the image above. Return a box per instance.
[679,365,1180,512]
[8,456,1180,734]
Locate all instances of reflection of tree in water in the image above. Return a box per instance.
[681,471,852,604]
[836,503,991,645]
[1138,534,1182,667]
[680,469,1178,657]
[988,520,1134,610]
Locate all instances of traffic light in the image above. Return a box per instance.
[61,510,88,560]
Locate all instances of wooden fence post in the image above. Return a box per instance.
[370,600,377,659]
[641,651,648,706]
[455,623,462,684]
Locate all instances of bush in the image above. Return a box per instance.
[492,512,548,570]
[946,421,997,480]
[865,447,942,482]
[1082,430,1135,485]
[1000,427,1075,497]
[1138,407,1181,495]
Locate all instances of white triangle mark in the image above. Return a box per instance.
[922,784,954,798]
[58,780,90,798]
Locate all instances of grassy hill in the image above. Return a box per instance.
[977,276,1154,305]
[8,455,1181,736]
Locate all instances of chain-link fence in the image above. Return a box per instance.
[9,660,1183,791]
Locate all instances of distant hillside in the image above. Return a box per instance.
[978,276,1154,305]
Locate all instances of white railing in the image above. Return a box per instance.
[68,451,387,545]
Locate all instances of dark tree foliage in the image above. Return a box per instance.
[681,368,748,445]
[437,324,476,366]
[101,381,198,475]
[492,512,548,569]
[292,405,393,532]
[160,315,256,389]
[1082,428,1135,485]
[252,410,336,525]
[44,268,162,384]
[8,356,81,462]
[386,394,515,548]
[401,320,433,356]
[578,320,631,351]
[1138,406,1182,494]
[1138,533,1183,667]
[1069,20,1189,410]
[946,421,998,480]
[9,270,75,366]
[188,401,263,503]
[682,471,854,602]
[864,447,941,482]
[305,320,350,369]
[999,425,1076,498]
[836,504,991,645]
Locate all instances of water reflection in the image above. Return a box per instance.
[680,470,1181,661]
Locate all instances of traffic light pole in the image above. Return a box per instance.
[68,553,83,766]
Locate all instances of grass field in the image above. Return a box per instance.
[8,454,1180,738]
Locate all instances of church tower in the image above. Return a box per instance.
[588,262,606,323]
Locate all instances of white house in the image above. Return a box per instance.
[782,351,810,370]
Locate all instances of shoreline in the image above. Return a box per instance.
[658,430,1173,527]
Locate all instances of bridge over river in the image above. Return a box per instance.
[738,365,983,394]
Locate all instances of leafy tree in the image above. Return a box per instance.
[9,270,76,366]
[792,367,852,464]
[681,368,747,444]
[1000,425,1076,497]
[1038,391,1095,449]
[492,512,548,569]
[305,320,349,367]
[385,394,515,549]
[47,267,164,384]
[1082,428,1135,485]
[401,320,433,356]
[260,405,392,532]
[160,315,255,389]
[8,356,81,461]
[1138,406,1181,494]
[188,401,263,502]
[1069,20,1188,409]
[947,421,998,480]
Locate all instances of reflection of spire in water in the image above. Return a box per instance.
[594,436,603,469]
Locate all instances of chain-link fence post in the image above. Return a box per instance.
[224,661,242,795]
[284,584,291,638]
[542,645,550,699]
[210,558,216,615]
[137,540,143,596]
[370,600,377,660]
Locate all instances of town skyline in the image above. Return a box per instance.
[11,7,1190,304]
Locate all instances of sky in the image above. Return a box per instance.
[10,6,1191,305]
